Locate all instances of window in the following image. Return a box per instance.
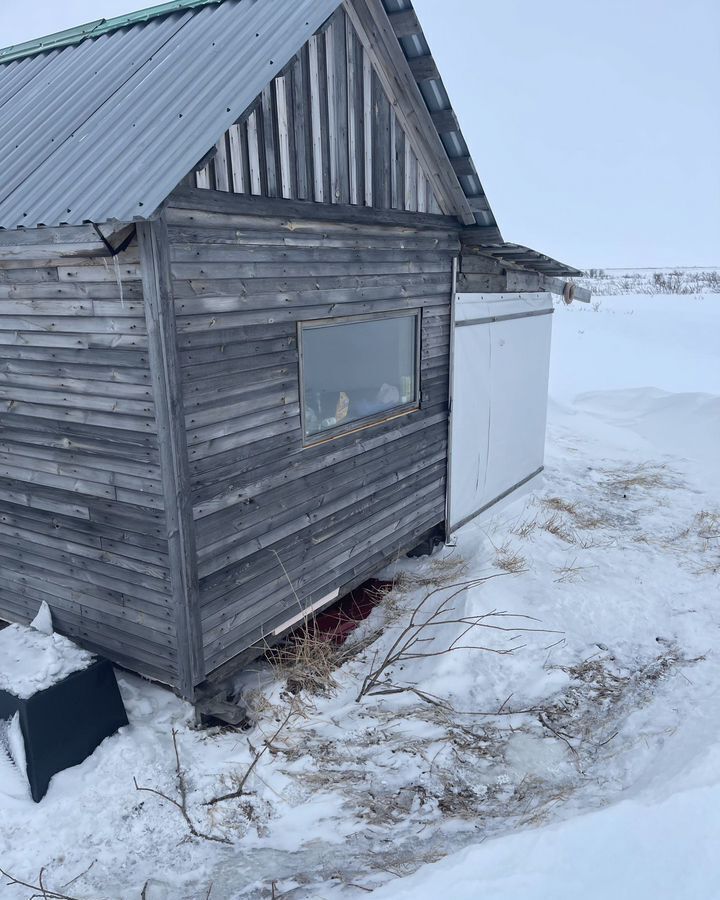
[299,311,421,442]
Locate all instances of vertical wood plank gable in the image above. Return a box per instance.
[186,8,454,218]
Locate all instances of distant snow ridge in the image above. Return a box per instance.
[578,267,720,296]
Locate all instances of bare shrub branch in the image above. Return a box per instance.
[134,729,230,845]
[356,576,559,702]
[205,706,296,807]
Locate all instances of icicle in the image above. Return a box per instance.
[113,255,125,310]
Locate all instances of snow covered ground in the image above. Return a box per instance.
[1,290,718,899]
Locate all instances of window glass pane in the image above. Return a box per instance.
[301,313,418,439]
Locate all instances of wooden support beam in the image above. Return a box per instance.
[456,269,591,302]
[387,8,422,37]
[431,109,460,133]
[408,54,440,82]
[450,156,476,177]
[505,270,544,292]
[344,0,476,225]
[459,224,503,245]
[456,273,507,292]
[545,277,592,302]
[168,185,462,234]
[464,195,492,213]
[137,217,205,700]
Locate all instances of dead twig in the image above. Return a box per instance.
[538,712,583,772]
[59,862,96,893]
[134,729,230,845]
[205,707,296,806]
[0,866,82,900]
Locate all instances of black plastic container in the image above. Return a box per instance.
[0,657,128,802]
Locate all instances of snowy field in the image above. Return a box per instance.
[1,289,719,899]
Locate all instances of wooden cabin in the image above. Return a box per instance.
[0,0,589,701]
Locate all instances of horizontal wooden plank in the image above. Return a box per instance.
[201,467,446,616]
[168,186,461,232]
[0,281,144,301]
[205,502,443,674]
[171,257,450,282]
[170,242,460,264]
[0,500,167,559]
[0,540,171,609]
[0,588,178,676]
[202,483,445,658]
[0,344,150,369]
[199,448,447,580]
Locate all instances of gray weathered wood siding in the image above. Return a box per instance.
[166,191,457,677]
[191,7,443,216]
[0,237,178,685]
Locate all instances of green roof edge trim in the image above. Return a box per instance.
[0,0,225,64]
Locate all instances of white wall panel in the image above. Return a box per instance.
[449,293,553,532]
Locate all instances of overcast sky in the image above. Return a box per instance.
[1,0,718,267]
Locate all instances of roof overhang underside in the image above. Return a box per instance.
[463,240,583,278]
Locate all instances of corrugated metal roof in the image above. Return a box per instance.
[0,0,224,65]
[0,0,341,230]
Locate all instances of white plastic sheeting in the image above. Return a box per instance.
[448,292,553,532]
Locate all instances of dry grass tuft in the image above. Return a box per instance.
[541,513,577,544]
[494,543,527,574]
[695,510,720,541]
[691,513,720,575]
[553,561,595,584]
[512,517,539,540]
[267,628,343,697]
[266,582,400,697]
[397,553,469,588]
[602,463,681,494]
[542,497,578,517]
[541,496,606,531]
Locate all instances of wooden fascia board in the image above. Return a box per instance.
[343,0,476,225]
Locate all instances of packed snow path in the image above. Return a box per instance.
[0,292,718,899]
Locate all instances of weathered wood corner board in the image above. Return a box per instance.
[0,0,587,701]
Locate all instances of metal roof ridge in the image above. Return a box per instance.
[0,0,225,65]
